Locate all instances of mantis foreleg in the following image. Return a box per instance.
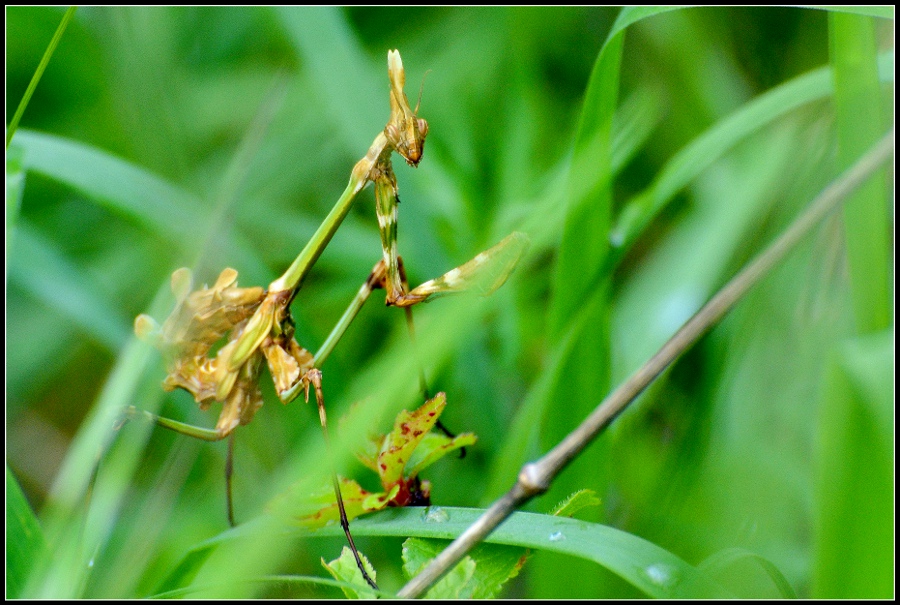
[372,167,529,308]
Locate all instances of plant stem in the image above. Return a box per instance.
[7,6,77,149]
[397,129,895,599]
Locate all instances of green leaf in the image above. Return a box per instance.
[813,330,893,598]
[548,489,602,519]
[402,538,478,598]
[403,537,526,599]
[322,546,378,600]
[405,432,477,480]
[6,466,48,599]
[291,478,394,529]
[377,393,447,487]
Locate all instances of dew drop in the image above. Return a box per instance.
[609,230,624,248]
[422,506,449,523]
[644,563,676,588]
[87,558,94,568]
[548,531,566,542]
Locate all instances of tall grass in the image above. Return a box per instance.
[7,6,893,598]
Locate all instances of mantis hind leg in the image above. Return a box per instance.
[120,406,232,441]
[117,406,239,524]
[305,369,379,590]
[226,432,236,527]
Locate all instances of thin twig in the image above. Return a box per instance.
[398,129,894,599]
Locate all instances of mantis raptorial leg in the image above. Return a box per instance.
[373,165,530,308]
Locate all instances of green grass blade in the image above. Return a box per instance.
[612,50,895,253]
[541,8,679,596]
[170,508,732,598]
[813,330,894,598]
[546,25,620,337]
[829,13,891,334]
[810,5,894,19]
[6,7,77,149]
[14,130,205,245]
[273,7,380,149]
[699,547,798,599]
[6,466,48,599]
[10,224,132,350]
[6,142,25,258]
[401,537,524,598]
[27,287,173,598]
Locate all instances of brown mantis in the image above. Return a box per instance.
[128,49,528,589]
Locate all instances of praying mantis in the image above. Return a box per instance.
[129,50,528,589]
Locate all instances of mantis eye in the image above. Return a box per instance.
[385,123,401,145]
[417,118,428,138]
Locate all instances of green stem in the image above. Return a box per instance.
[7,6,77,149]
[268,175,364,294]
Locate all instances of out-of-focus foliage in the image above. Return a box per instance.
[6,6,893,598]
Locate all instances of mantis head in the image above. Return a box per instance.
[384,49,428,167]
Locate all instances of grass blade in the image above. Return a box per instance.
[813,331,894,598]
[6,466,48,599]
[6,7,77,148]
[166,508,732,599]
[829,13,891,333]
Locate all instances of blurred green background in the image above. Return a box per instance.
[6,6,893,599]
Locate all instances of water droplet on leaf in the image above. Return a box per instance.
[644,563,677,588]
[548,531,566,542]
[422,506,449,523]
